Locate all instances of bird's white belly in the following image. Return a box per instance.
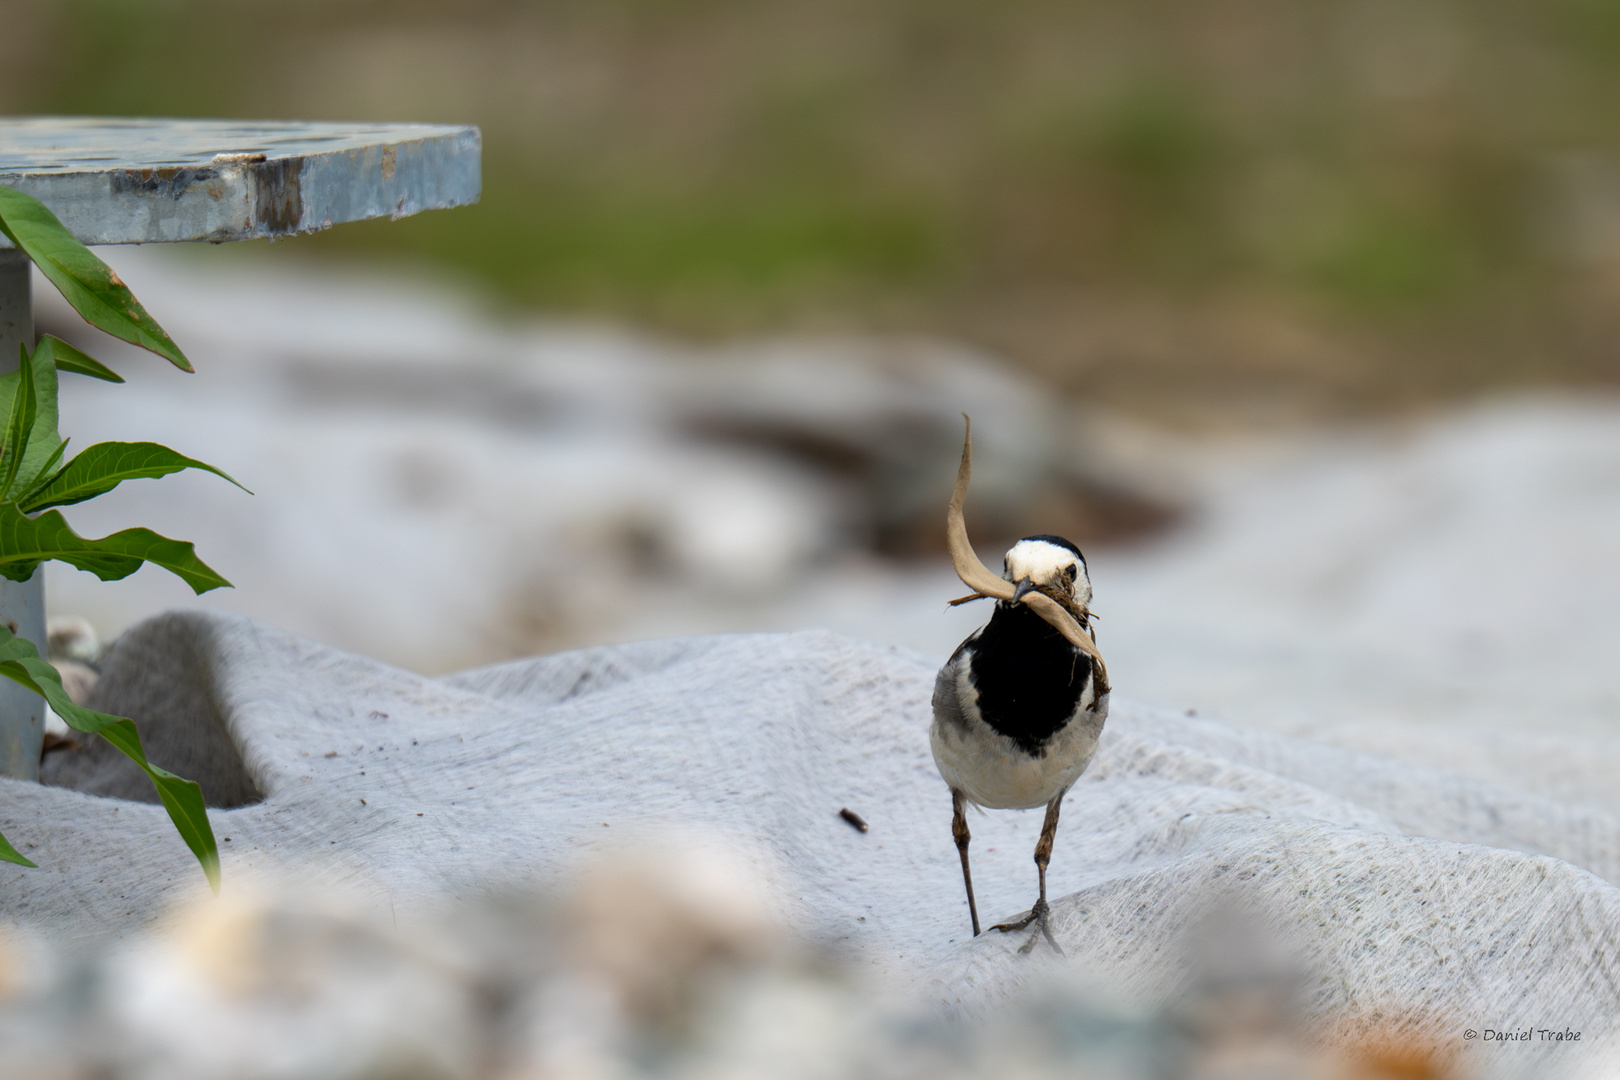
[929,696,1107,810]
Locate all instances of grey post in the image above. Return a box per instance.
[0,248,45,778]
[0,117,480,779]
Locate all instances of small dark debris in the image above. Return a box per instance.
[416,812,423,816]
[360,799,366,805]
[5,621,15,634]
[1186,708,1197,717]
[323,751,338,758]
[223,837,231,842]
[839,808,869,833]
[369,711,388,719]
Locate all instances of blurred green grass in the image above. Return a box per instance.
[8,0,1620,422]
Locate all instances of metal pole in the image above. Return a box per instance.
[0,249,45,781]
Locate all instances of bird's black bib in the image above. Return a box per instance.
[966,601,1095,757]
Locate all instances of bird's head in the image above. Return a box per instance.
[1001,534,1092,618]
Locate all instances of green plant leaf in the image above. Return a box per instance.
[0,186,192,372]
[13,437,69,508]
[0,828,37,869]
[0,340,64,501]
[0,626,218,890]
[0,504,231,593]
[0,345,38,498]
[20,441,250,514]
[40,334,124,383]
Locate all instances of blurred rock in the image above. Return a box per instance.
[1093,396,1620,816]
[670,336,1178,554]
[47,660,98,707]
[33,250,1175,669]
[561,842,782,1031]
[0,846,1479,1080]
[98,882,481,1080]
[40,616,103,752]
[47,615,103,668]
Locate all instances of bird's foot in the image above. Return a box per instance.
[989,898,1064,956]
[988,898,1043,934]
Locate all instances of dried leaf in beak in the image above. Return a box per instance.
[946,416,1107,675]
[946,416,1016,604]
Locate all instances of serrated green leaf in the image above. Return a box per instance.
[40,334,123,383]
[0,187,191,372]
[0,504,231,593]
[19,441,250,514]
[0,828,37,869]
[0,627,218,891]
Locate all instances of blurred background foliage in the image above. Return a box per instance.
[7,0,1620,424]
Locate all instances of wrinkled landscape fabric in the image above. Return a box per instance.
[9,610,1620,1071]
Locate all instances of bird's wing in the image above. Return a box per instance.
[931,646,973,735]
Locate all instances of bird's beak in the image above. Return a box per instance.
[1011,577,1035,603]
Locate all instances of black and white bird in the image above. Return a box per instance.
[930,418,1110,952]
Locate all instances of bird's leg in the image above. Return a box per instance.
[1027,796,1065,955]
[952,789,981,936]
[990,796,1065,956]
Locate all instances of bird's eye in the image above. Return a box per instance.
[1066,564,1079,580]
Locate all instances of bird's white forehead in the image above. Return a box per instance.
[1002,538,1085,583]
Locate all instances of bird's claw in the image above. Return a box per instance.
[988,898,1043,934]
[989,898,1064,956]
